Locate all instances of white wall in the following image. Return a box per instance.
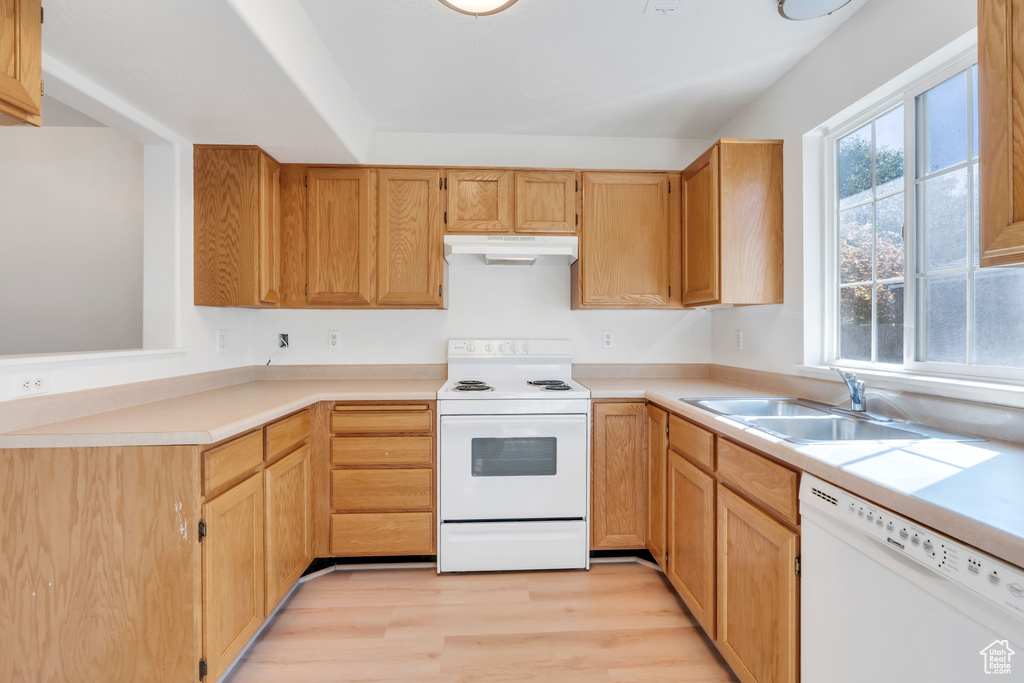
[0,126,144,355]
[709,0,977,374]
[252,263,711,366]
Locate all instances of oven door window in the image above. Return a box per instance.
[471,437,556,477]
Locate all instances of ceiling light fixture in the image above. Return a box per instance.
[778,0,852,20]
[439,0,519,17]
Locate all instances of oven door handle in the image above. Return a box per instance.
[440,414,588,427]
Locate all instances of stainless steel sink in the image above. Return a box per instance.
[683,397,983,444]
[747,416,927,443]
[690,397,830,418]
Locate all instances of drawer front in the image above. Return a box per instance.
[331,436,433,467]
[717,439,799,525]
[331,409,433,434]
[669,414,715,471]
[265,410,310,463]
[331,469,433,511]
[204,430,264,495]
[330,512,434,556]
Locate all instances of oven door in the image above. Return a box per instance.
[439,413,588,522]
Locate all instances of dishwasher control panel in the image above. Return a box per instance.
[802,475,1024,622]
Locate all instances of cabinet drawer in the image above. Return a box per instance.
[331,408,433,434]
[717,439,798,525]
[265,410,310,464]
[330,512,434,556]
[331,436,433,466]
[331,469,433,511]
[669,414,715,471]
[204,430,264,495]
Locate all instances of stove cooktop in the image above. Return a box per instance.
[437,377,590,400]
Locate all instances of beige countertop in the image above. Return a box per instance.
[580,377,1024,571]
[2,373,1022,570]
[0,379,443,448]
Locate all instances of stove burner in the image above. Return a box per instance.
[528,380,568,386]
[453,384,493,392]
[542,384,572,391]
[457,380,487,385]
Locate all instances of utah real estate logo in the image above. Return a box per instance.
[980,640,1015,675]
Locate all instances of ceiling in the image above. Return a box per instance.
[40,0,871,161]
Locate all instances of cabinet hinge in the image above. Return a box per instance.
[198,520,207,542]
[439,284,443,297]
[199,658,208,680]
[795,556,801,576]
[445,177,448,190]
[575,179,578,192]
[41,6,44,23]
[444,211,448,224]
[669,286,672,297]
[575,214,579,226]
[304,175,308,188]
[304,284,308,297]
[665,425,669,436]
[40,79,44,97]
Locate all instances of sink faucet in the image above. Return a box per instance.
[829,367,866,412]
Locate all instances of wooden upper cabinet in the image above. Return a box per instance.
[0,0,41,126]
[514,171,578,234]
[979,0,1024,266]
[591,401,647,550]
[194,146,281,307]
[306,167,374,306]
[577,172,673,307]
[446,169,513,233]
[682,139,783,307]
[377,168,443,306]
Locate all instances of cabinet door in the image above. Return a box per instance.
[377,168,443,306]
[0,0,41,126]
[591,402,646,550]
[257,152,282,305]
[203,473,265,683]
[446,169,512,233]
[514,171,577,234]
[979,0,1024,267]
[306,168,373,305]
[717,486,798,683]
[579,172,671,307]
[666,451,716,636]
[264,444,311,614]
[682,146,720,306]
[645,404,668,567]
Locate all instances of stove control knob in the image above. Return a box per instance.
[485,343,493,353]
[509,342,518,353]
[466,342,476,353]
[497,343,506,353]
[522,342,530,354]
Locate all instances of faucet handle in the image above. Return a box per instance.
[829,366,854,382]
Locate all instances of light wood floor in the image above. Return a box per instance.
[223,560,738,683]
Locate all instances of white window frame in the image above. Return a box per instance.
[822,48,1024,385]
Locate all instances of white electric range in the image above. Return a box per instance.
[436,339,591,573]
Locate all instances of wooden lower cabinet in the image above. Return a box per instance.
[667,451,717,636]
[330,512,434,556]
[646,404,668,566]
[591,401,647,550]
[202,473,266,683]
[264,444,312,614]
[717,486,799,683]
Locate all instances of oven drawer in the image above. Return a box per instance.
[331,469,433,511]
[330,512,434,556]
[439,520,588,572]
[331,436,433,467]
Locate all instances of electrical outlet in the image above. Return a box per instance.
[602,330,614,349]
[216,329,227,355]
[328,330,340,350]
[278,333,289,349]
[15,374,49,398]
[735,330,744,351]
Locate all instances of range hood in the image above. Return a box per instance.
[443,235,579,266]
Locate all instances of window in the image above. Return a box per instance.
[828,54,1024,380]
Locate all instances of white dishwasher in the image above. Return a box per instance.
[800,474,1024,682]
